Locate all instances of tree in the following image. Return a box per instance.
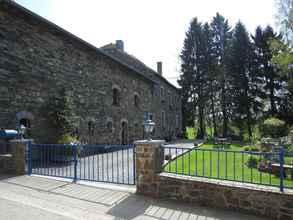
[275,0,293,44]
[252,26,283,117]
[41,87,78,143]
[202,22,219,137]
[178,18,210,138]
[229,22,263,140]
[210,13,232,137]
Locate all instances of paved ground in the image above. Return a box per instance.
[0,175,266,220]
[32,147,135,185]
[30,142,199,185]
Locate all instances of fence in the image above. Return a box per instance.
[27,142,136,185]
[162,145,293,191]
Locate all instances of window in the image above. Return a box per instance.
[161,111,165,129]
[160,87,165,103]
[168,91,171,105]
[134,94,139,107]
[106,121,113,133]
[144,112,154,121]
[176,114,179,129]
[134,123,139,139]
[112,88,120,106]
[88,121,94,136]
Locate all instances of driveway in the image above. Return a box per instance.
[0,175,266,220]
[31,141,198,185]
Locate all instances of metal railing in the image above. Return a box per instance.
[162,145,293,191]
[27,141,136,185]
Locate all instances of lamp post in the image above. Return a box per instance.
[18,124,26,139]
[143,119,155,141]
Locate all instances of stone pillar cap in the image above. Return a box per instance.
[134,140,165,145]
[9,139,33,143]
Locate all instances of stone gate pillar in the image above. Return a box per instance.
[135,140,165,197]
[0,140,27,175]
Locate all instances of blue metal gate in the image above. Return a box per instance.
[27,141,136,185]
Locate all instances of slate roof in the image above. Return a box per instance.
[101,44,179,92]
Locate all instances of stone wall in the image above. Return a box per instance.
[0,140,26,175]
[0,1,154,144]
[135,140,293,220]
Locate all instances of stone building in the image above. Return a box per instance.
[0,0,182,144]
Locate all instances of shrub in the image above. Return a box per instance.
[57,134,78,144]
[261,117,288,138]
[246,156,258,168]
[243,145,260,152]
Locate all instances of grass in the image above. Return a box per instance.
[164,143,293,189]
[186,127,196,139]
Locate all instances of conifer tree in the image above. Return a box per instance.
[42,87,78,143]
[210,13,232,137]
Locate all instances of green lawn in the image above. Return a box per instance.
[164,143,293,189]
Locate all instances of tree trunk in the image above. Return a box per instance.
[210,80,218,137]
[221,79,228,138]
[269,78,276,116]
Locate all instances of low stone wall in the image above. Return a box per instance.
[135,140,293,220]
[158,173,293,220]
[0,140,26,175]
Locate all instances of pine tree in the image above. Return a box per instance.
[202,22,218,137]
[178,18,209,138]
[42,87,78,143]
[252,26,283,117]
[210,13,232,137]
[229,22,263,140]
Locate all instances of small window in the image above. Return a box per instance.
[176,115,179,129]
[160,87,165,103]
[161,111,165,129]
[134,123,139,138]
[113,88,120,106]
[144,112,154,121]
[88,121,94,136]
[168,91,171,105]
[107,121,113,133]
[134,94,139,107]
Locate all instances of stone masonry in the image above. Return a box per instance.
[0,0,182,144]
[0,140,26,175]
[135,140,293,220]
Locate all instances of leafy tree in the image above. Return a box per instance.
[261,117,288,138]
[275,0,293,44]
[42,88,78,143]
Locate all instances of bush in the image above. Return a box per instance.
[243,145,260,152]
[261,117,288,138]
[57,134,78,144]
[246,156,258,168]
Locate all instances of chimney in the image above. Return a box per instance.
[116,40,124,51]
[157,62,162,76]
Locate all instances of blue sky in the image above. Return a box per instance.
[15,0,276,87]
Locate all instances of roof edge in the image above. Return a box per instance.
[1,0,155,85]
